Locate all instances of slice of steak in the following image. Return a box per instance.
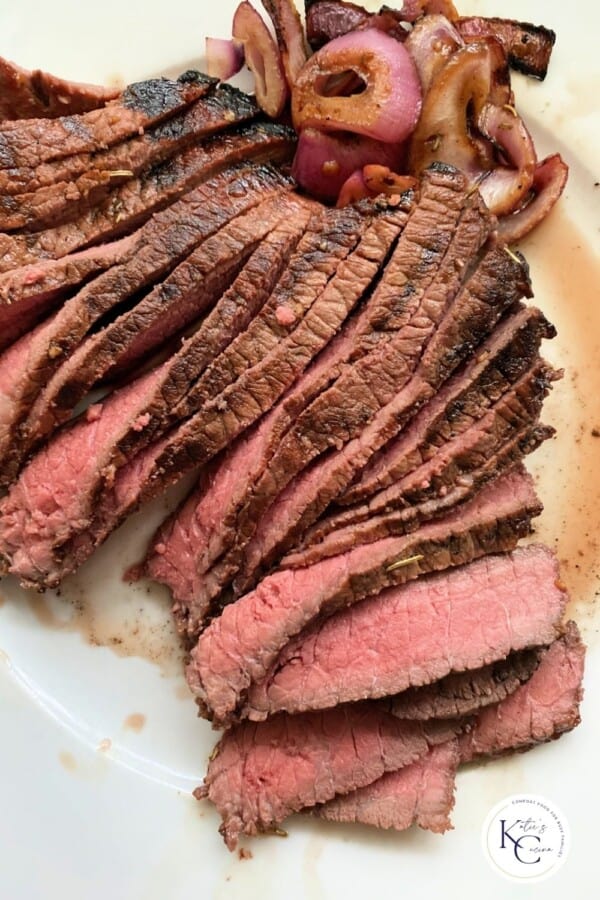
[0,86,259,232]
[307,357,558,543]
[195,704,459,850]
[189,170,492,604]
[0,71,215,168]
[342,306,556,505]
[10,194,294,479]
[314,741,460,834]
[243,545,565,719]
[459,622,585,761]
[0,235,137,350]
[0,82,257,199]
[0,164,290,492]
[456,17,556,80]
[387,647,544,721]
[235,247,531,593]
[290,424,554,567]
[186,468,542,726]
[0,56,119,120]
[0,122,296,273]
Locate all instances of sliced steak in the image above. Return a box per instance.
[456,17,556,80]
[0,122,296,273]
[386,647,544,721]
[0,164,290,494]
[35,200,411,585]
[306,357,558,543]
[289,424,554,567]
[147,187,439,622]
[112,199,317,459]
[235,247,531,593]
[185,469,543,725]
[243,545,565,719]
[0,56,119,120]
[459,622,585,761]
[315,624,585,834]
[183,169,492,605]
[315,740,460,834]
[146,315,374,636]
[195,704,459,850]
[0,71,215,168]
[0,85,259,231]
[0,83,256,199]
[342,305,556,505]
[0,235,137,350]
[10,194,295,478]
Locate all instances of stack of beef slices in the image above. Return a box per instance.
[0,69,585,849]
[141,167,582,847]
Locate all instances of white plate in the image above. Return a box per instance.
[0,2,599,897]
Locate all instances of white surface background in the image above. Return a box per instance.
[0,2,599,898]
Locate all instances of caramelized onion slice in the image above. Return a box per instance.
[498,154,569,244]
[477,102,536,216]
[408,39,511,179]
[261,0,309,86]
[405,13,463,92]
[293,28,422,144]
[233,1,288,117]
[292,128,406,201]
[205,38,245,81]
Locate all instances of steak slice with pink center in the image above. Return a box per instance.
[315,740,460,834]
[195,704,459,850]
[243,546,566,719]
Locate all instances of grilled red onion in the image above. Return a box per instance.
[233,1,288,117]
[292,28,422,144]
[205,37,245,81]
[408,40,511,180]
[292,127,406,201]
[477,102,536,216]
[497,154,569,244]
[261,0,309,86]
[405,14,463,92]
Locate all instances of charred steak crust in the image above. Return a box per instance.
[0,121,297,273]
[0,86,260,232]
[0,71,216,169]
